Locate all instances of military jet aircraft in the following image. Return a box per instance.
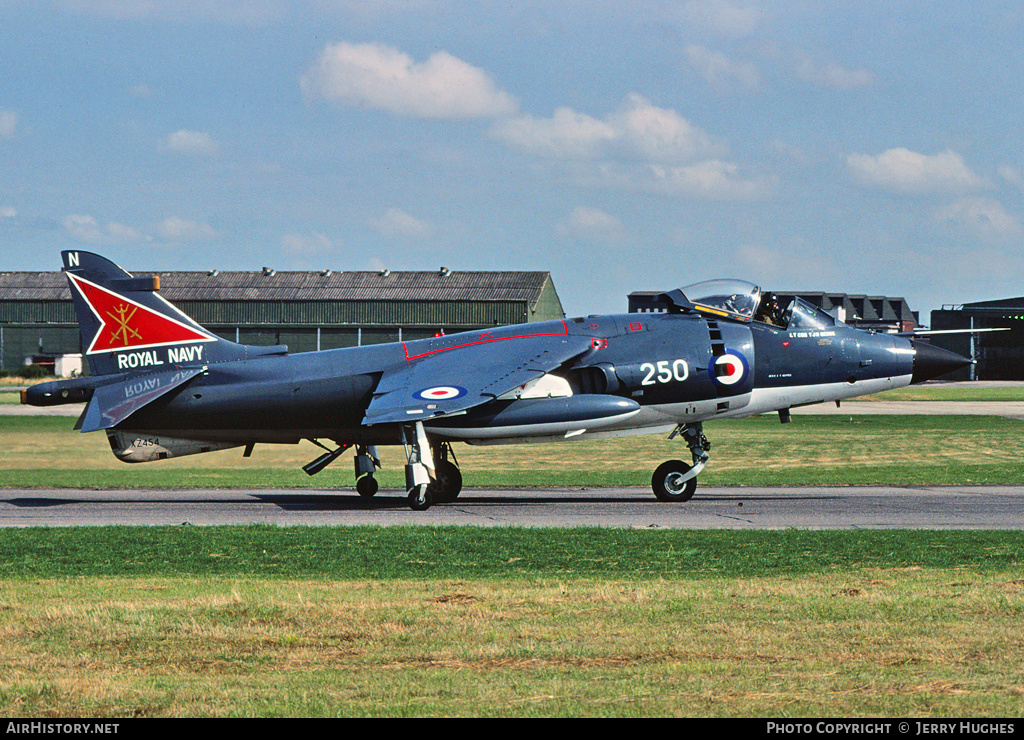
[22,250,970,509]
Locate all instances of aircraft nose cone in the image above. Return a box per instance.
[911,341,972,384]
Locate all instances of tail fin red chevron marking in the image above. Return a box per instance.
[68,273,216,354]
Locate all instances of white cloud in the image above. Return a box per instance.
[64,214,105,243]
[734,238,831,287]
[301,41,518,120]
[998,165,1024,189]
[0,110,17,139]
[492,94,724,163]
[647,160,771,200]
[280,231,339,255]
[677,0,763,38]
[556,206,625,244]
[130,84,157,98]
[158,216,217,241]
[796,57,874,90]
[64,214,147,245]
[165,130,219,156]
[684,45,760,91]
[370,207,434,238]
[0,206,16,219]
[934,197,1022,239]
[493,95,764,201]
[611,94,728,162]
[490,107,616,159]
[104,221,147,243]
[847,148,988,193]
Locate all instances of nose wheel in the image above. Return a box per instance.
[652,423,709,502]
[652,460,698,502]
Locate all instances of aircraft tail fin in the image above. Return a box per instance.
[62,250,286,377]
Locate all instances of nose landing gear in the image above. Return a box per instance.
[651,422,710,502]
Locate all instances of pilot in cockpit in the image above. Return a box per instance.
[755,291,786,326]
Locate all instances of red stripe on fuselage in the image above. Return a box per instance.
[402,321,570,361]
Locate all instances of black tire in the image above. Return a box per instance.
[651,459,698,502]
[408,485,432,511]
[427,459,463,504]
[355,475,379,498]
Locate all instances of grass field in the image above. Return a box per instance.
[3,390,1024,717]
[2,527,1024,717]
[3,412,1024,489]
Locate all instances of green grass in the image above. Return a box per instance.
[2,528,1024,717]
[4,413,1024,488]
[852,385,1024,402]
[1,525,1022,580]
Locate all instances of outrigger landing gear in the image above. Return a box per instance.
[651,422,711,502]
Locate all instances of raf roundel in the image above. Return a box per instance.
[709,351,749,387]
[413,386,468,401]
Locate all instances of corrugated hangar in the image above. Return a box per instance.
[930,298,1024,381]
[0,266,565,375]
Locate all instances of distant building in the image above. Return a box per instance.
[0,267,565,374]
[930,298,1024,380]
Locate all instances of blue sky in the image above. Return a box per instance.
[2,1,1023,323]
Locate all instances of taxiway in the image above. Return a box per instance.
[2,485,1022,529]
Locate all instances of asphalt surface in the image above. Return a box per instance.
[2,485,1023,529]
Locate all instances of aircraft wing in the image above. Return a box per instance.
[363,328,594,426]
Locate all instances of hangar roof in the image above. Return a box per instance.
[959,296,1024,310]
[0,272,68,301]
[0,269,557,311]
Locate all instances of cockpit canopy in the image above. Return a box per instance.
[679,279,761,322]
[663,279,838,331]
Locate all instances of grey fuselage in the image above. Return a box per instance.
[109,307,915,447]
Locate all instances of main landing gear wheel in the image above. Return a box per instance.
[652,460,698,502]
[403,421,436,511]
[402,427,463,511]
[427,459,463,504]
[353,445,381,498]
[356,475,379,498]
